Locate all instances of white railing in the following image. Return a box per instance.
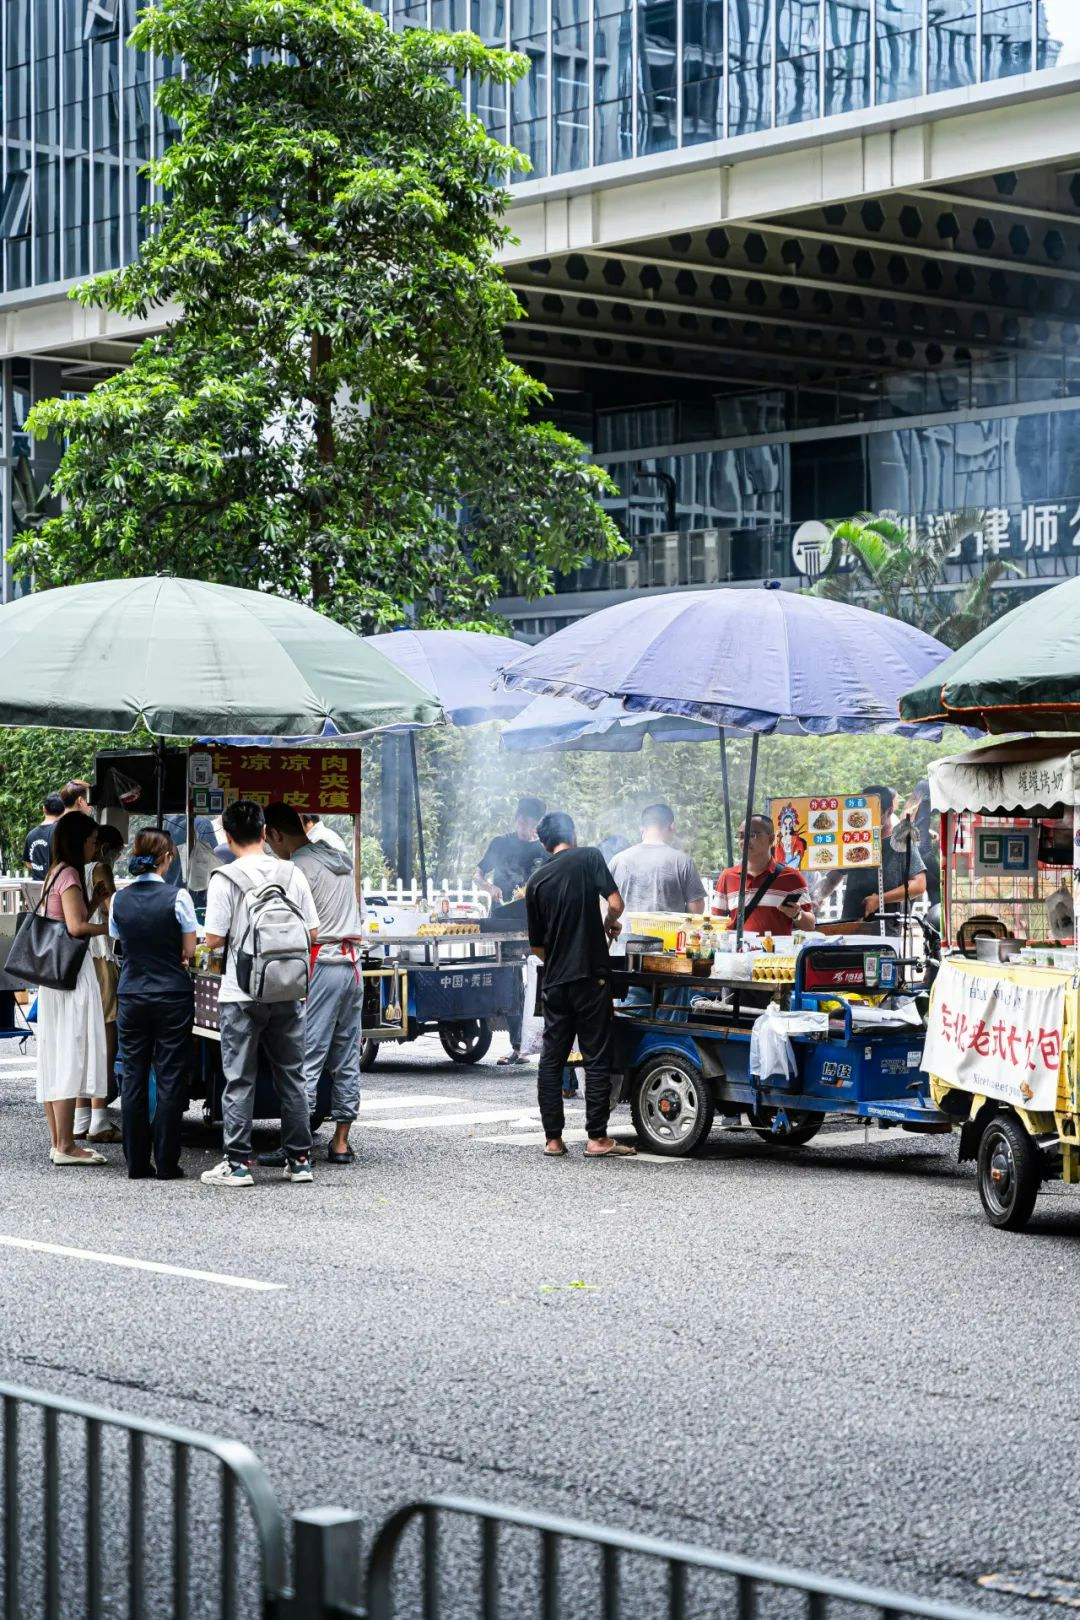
[362,877,493,912]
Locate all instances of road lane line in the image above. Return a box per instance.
[0,1235,285,1292]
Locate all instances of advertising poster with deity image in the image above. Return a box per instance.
[767,795,882,877]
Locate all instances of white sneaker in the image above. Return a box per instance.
[200,1158,254,1188]
[283,1157,313,1183]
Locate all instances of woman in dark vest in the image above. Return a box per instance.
[109,829,197,1180]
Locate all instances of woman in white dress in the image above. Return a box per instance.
[37,811,110,1166]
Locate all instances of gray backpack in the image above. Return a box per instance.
[219,865,310,1003]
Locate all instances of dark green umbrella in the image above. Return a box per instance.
[900,575,1080,733]
[0,577,441,735]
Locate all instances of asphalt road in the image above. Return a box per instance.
[2,1029,1075,1618]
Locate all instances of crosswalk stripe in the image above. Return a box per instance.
[358,1094,466,1113]
[361,1108,543,1132]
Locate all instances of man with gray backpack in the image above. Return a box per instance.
[201,799,320,1188]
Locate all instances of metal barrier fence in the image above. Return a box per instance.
[1,1382,990,1620]
[365,1498,990,1620]
[1,1382,288,1619]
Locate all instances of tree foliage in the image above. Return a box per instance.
[17,0,622,626]
[811,511,1018,648]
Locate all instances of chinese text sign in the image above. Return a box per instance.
[922,961,1065,1112]
[204,747,361,816]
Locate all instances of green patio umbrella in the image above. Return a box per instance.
[0,577,441,736]
[899,574,1080,734]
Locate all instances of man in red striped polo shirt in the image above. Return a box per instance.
[715,816,815,936]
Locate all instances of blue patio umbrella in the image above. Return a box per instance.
[364,629,531,726]
[496,585,959,942]
[500,694,715,753]
[496,584,953,736]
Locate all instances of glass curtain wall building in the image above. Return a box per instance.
[3,0,1080,622]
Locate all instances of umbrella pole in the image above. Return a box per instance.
[734,732,759,952]
[155,736,166,831]
[409,731,428,905]
[719,729,734,867]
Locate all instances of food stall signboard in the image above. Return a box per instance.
[768,795,882,875]
[195,746,362,816]
[922,961,1065,1112]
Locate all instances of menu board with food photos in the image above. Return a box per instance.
[767,795,882,875]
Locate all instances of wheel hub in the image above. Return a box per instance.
[656,1088,682,1122]
[990,1141,1013,1195]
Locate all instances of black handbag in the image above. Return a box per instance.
[7,869,89,991]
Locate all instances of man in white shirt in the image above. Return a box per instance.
[300,813,347,853]
[266,802,365,1164]
[201,799,320,1188]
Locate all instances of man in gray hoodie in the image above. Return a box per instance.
[265,802,365,1163]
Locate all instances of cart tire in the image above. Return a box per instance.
[750,1109,823,1148]
[631,1050,715,1156]
[977,1112,1041,1231]
[360,1039,380,1072]
[439,1019,493,1064]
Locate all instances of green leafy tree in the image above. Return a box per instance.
[811,510,1018,648]
[16,0,621,626]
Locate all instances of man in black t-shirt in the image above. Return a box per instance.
[22,792,64,881]
[475,795,547,906]
[525,812,635,1158]
[477,795,547,1065]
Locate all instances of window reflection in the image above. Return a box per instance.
[1039,0,1080,69]
[876,0,922,103]
[823,0,869,112]
[594,0,633,164]
[682,0,724,144]
[638,0,678,154]
[777,0,819,124]
[982,1,1032,79]
[729,0,772,136]
[929,2,976,94]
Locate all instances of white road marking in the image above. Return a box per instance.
[358,1094,466,1112]
[473,1129,680,1164]
[0,1235,285,1292]
[361,1108,544,1132]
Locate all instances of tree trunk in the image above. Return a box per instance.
[310,328,335,604]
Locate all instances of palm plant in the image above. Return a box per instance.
[810,510,1019,649]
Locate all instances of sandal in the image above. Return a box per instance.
[497,1051,525,1066]
[543,1139,568,1156]
[584,1141,637,1157]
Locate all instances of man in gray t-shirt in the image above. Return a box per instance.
[609,803,706,915]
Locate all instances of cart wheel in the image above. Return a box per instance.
[360,1039,380,1072]
[750,1108,823,1148]
[977,1112,1041,1231]
[439,1020,493,1065]
[631,1050,715,1157]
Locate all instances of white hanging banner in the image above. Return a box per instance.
[922,962,1066,1111]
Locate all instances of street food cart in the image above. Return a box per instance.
[922,737,1080,1229]
[93,741,368,1126]
[359,921,530,1068]
[94,740,530,1114]
[610,914,945,1156]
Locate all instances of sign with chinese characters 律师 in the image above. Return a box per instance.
[768,795,882,875]
[204,747,361,816]
[922,961,1065,1112]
